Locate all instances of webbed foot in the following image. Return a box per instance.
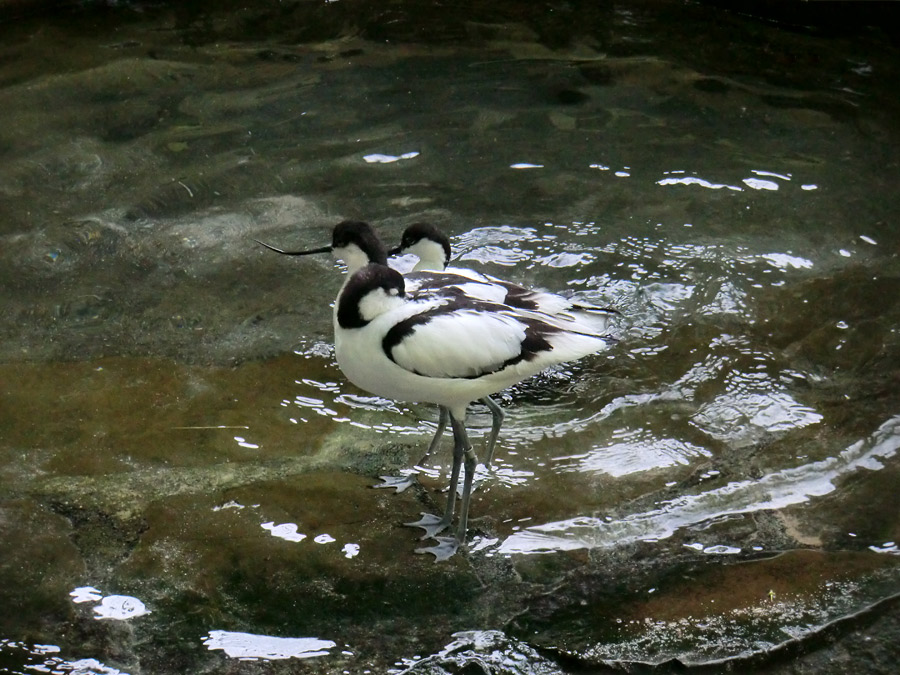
[415,536,461,561]
[404,512,450,538]
[372,472,418,493]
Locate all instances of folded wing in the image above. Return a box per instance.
[383,303,561,379]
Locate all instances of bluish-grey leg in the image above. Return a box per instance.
[416,413,475,561]
[480,396,504,468]
[374,405,449,492]
[421,405,449,464]
[405,407,461,539]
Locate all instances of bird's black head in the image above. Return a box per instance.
[332,221,389,266]
[254,220,387,266]
[390,222,451,265]
[337,263,406,329]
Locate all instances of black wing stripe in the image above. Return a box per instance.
[496,319,557,370]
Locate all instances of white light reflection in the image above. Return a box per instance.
[691,383,823,446]
[390,630,553,674]
[472,464,534,491]
[334,393,403,412]
[69,587,151,621]
[656,169,797,192]
[510,162,543,169]
[743,177,779,191]
[700,544,742,555]
[458,244,533,266]
[470,536,500,553]
[292,340,333,360]
[261,521,306,542]
[93,595,151,620]
[0,645,129,675]
[752,169,791,181]
[498,415,900,555]
[363,152,419,164]
[554,429,711,477]
[869,542,899,556]
[643,282,696,312]
[702,280,747,315]
[298,377,340,393]
[508,334,815,448]
[291,376,426,433]
[0,640,60,656]
[70,586,102,603]
[656,175,742,191]
[453,225,537,251]
[533,251,594,268]
[741,252,814,270]
[203,631,335,661]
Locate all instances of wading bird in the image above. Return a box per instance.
[333,261,613,559]
[257,221,616,559]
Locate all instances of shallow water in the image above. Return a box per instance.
[1,1,899,673]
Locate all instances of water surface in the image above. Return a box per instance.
[1,1,898,673]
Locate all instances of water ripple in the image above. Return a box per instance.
[690,372,823,446]
[498,415,900,555]
[553,429,712,477]
[0,639,129,675]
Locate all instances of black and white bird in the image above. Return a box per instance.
[334,261,613,559]
[390,222,617,336]
[388,222,618,468]
[257,220,617,559]
[255,221,496,489]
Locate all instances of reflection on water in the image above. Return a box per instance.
[684,542,742,555]
[203,630,336,661]
[92,596,151,621]
[553,429,711,477]
[212,500,257,512]
[390,630,562,675]
[498,415,900,555]
[870,542,899,556]
[70,586,103,604]
[363,152,420,164]
[691,370,823,445]
[261,520,360,557]
[261,521,307,542]
[0,640,130,675]
[70,587,151,621]
[233,435,260,449]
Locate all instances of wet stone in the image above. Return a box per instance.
[0,500,83,637]
[513,549,900,668]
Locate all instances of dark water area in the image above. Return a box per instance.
[1,1,899,673]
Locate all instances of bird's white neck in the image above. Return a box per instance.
[407,241,448,272]
[334,244,373,275]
